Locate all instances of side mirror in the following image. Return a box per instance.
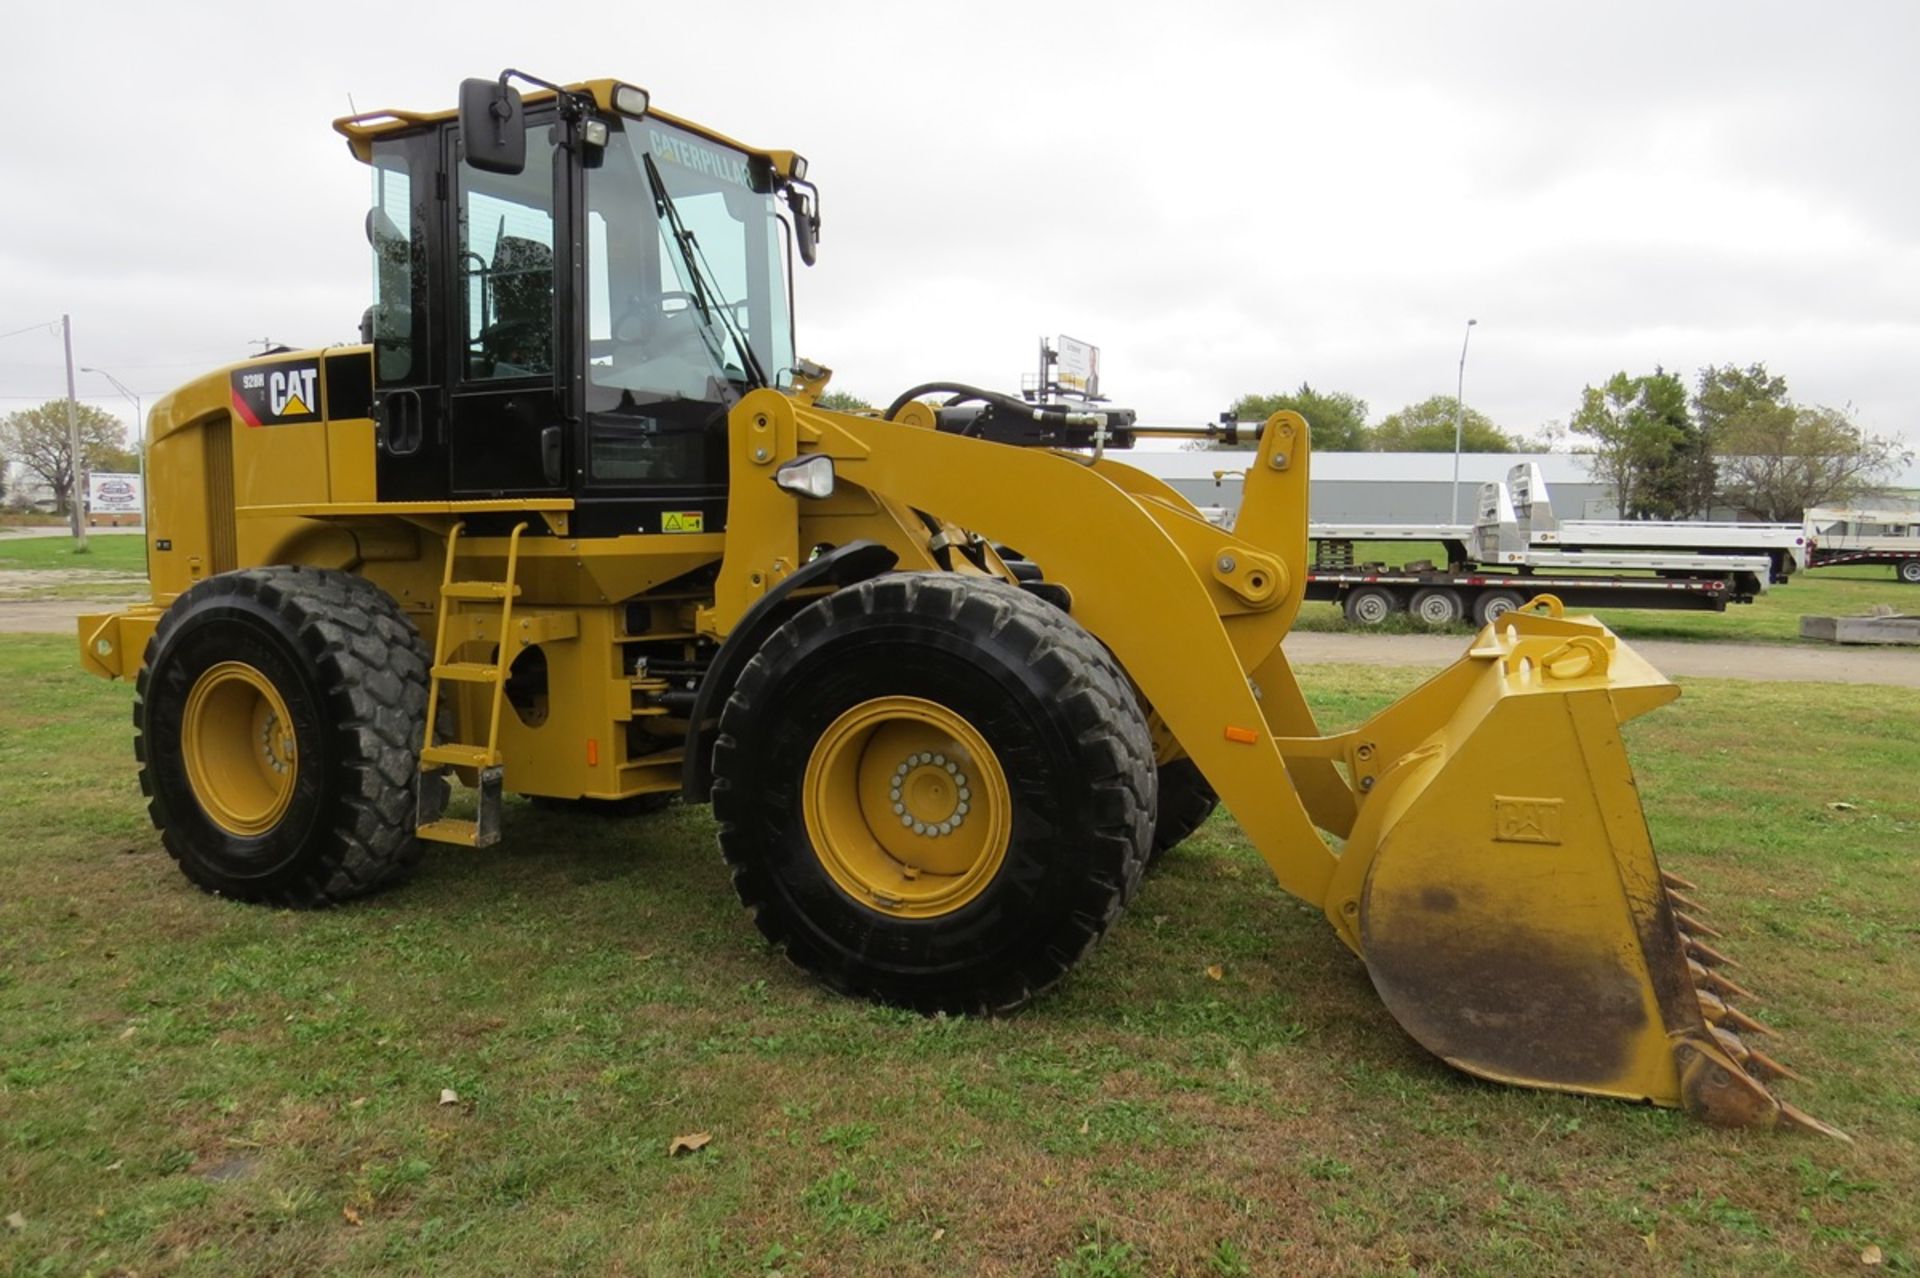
[459,78,526,175]
[786,187,820,266]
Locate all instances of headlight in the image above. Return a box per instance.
[774,455,835,500]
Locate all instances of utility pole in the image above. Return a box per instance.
[1448,318,1478,526]
[60,313,88,551]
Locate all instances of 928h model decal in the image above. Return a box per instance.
[231,360,323,427]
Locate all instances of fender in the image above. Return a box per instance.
[680,539,899,801]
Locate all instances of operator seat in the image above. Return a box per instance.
[482,235,554,375]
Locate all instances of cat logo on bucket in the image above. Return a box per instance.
[230,359,324,427]
[661,511,705,534]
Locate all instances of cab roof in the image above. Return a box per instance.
[331,77,805,181]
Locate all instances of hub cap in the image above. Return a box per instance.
[802,695,1012,918]
[181,661,298,836]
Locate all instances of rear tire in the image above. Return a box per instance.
[1899,559,1920,584]
[135,567,443,908]
[1344,586,1397,626]
[1148,758,1217,866]
[711,573,1154,1014]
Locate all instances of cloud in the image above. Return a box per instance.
[2,0,1913,465]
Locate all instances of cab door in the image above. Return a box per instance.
[446,116,574,497]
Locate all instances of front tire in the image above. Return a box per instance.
[1899,559,1920,584]
[135,567,443,908]
[711,574,1155,1014]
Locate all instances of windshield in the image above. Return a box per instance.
[586,119,793,407]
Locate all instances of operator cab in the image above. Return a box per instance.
[346,73,817,537]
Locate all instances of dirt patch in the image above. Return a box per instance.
[0,568,145,591]
[0,598,122,633]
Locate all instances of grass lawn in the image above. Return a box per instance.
[0,535,148,576]
[1295,544,1910,644]
[2,634,1916,1276]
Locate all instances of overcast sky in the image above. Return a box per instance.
[4,1,1915,474]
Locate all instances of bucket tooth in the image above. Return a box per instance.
[1722,1006,1778,1039]
[1685,938,1741,969]
[1709,1023,1752,1063]
[1666,889,1708,915]
[1745,1048,1808,1085]
[1696,988,1731,1024]
[1778,1102,1852,1143]
[1663,870,1701,892]
[1689,959,1756,1001]
[1673,909,1723,939]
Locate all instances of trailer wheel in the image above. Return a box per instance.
[711,573,1154,1014]
[1344,586,1398,626]
[1410,588,1464,627]
[1473,589,1526,626]
[1149,758,1218,866]
[135,567,444,908]
[1899,559,1920,584]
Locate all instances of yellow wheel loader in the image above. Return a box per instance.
[78,71,1840,1137]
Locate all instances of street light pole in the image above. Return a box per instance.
[81,366,147,534]
[59,314,88,551]
[81,368,144,479]
[1449,318,1479,525]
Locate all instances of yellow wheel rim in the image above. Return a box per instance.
[181,661,298,837]
[802,695,1012,918]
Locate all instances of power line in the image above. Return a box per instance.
[0,319,60,343]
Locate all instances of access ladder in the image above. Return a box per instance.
[416,520,529,847]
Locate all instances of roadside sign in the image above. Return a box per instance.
[88,472,143,518]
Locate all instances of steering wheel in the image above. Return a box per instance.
[612,291,701,346]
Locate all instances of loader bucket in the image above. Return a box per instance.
[1331,600,1844,1138]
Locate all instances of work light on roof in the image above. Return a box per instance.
[613,84,650,118]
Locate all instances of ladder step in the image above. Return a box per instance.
[416,818,486,847]
[442,580,522,600]
[432,662,501,684]
[422,743,498,769]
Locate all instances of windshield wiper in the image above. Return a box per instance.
[641,153,768,390]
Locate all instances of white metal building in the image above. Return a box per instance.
[1132,450,1615,525]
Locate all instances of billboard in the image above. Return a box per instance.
[1055,335,1100,397]
[88,472,144,517]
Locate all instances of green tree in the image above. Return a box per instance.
[1716,403,1910,521]
[1688,363,1794,515]
[815,389,874,413]
[1569,369,1701,518]
[1695,362,1791,441]
[1228,384,1370,451]
[0,401,131,515]
[1369,396,1516,452]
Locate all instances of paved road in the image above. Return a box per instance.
[8,597,1917,686]
[1283,631,1920,688]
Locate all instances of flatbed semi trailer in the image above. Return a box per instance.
[1808,544,1920,583]
[1304,564,1740,626]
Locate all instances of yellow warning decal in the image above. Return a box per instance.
[662,511,705,534]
